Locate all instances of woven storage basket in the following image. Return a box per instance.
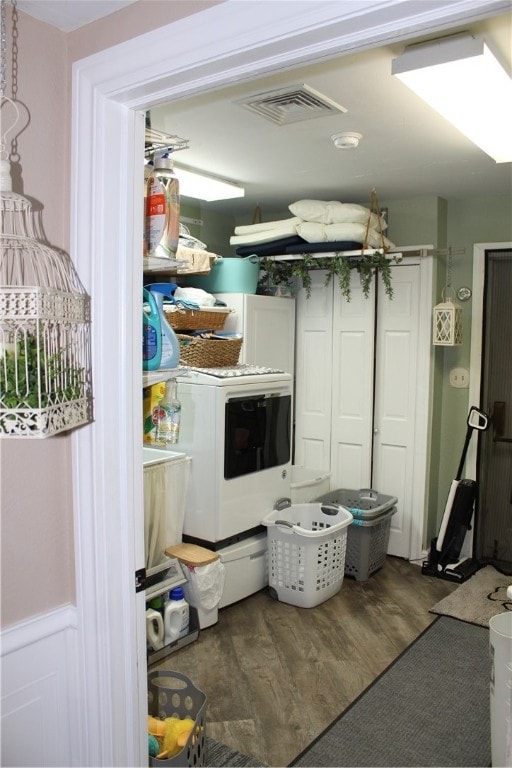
[164,308,229,332]
[177,334,242,368]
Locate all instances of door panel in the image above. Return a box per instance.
[373,265,420,558]
[294,271,333,470]
[331,271,375,489]
[476,249,512,572]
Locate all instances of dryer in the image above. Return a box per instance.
[176,366,292,548]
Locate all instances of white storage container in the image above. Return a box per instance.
[217,532,268,608]
[489,612,512,768]
[290,465,331,503]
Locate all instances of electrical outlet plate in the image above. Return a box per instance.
[449,367,470,388]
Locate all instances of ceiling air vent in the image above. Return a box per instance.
[236,84,348,126]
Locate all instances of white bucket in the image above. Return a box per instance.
[489,612,512,768]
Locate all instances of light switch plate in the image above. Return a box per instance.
[449,367,469,388]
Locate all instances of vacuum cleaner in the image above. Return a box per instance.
[422,405,490,583]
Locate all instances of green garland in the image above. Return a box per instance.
[259,251,395,302]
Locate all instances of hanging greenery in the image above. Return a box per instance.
[259,250,395,302]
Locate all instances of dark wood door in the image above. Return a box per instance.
[476,248,512,573]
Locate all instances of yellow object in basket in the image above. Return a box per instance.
[162,716,195,757]
[148,715,166,738]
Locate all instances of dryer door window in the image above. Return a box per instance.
[224,393,291,479]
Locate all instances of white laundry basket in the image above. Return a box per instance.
[262,502,353,608]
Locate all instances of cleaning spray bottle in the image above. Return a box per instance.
[144,153,180,259]
[142,288,162,371]
[155,379,181,445]
[145,283,180,369]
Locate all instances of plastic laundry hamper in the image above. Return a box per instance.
[262,502,353,608]
[147,670,207,766]
[315,489,398,581]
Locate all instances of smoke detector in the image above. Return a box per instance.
[331,132,362,149]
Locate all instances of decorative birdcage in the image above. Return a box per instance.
[1,0,92,437]
[0,158,93,437]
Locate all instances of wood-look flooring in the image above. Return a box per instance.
[150,556,457,767]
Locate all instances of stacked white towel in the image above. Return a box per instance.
[230,217,301,246]
[289,200,394,250]
[229,200,395,250]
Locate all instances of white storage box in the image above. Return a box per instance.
[290,466,331,503]
[262,502,353,608]
[217,532,268,608]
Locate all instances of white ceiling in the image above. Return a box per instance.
[16,1,512,218]
[16,0,138,32]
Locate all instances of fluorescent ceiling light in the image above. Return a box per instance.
[173,164,245,201]
[392,34,512,163]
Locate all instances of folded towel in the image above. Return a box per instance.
[289,200,387,230]
[234,217,301,236]
[175,244,217,275]
[230,221,299,246]
[284,240,362,255]
[296,221,395,251]
[236,235,306,258]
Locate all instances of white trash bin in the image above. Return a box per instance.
[166,544,225,629]
[489,611,512,768]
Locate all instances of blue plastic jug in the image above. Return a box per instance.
[143,288,162,371]
[145,283,180,369]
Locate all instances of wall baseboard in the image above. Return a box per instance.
[1,604,79,767]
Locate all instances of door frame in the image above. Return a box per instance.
[467,242,512,526]
[70,3,509,764]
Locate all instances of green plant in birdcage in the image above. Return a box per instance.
[0,325,90,434]
[1,332,87,410]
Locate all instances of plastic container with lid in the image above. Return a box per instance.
[164,586,190,644]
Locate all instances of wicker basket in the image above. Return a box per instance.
[164,307,229,332]
[177,334,242,368]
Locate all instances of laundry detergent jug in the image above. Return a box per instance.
[143,288,162,371]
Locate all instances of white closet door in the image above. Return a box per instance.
[216,293,296,373]
[330,271,375,489]
[372,263,421,558]
[294,270,334,470]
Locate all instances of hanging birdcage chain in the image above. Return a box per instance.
[447,247,453,290]
[1,0,6,98]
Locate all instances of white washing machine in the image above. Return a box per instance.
[176,366,292,547]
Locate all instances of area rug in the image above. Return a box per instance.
[205,737,267,767]
[290,616,490,767]
[430,564,512,627]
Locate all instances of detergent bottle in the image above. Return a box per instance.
[145,283,180,369]
[164,586,190,644]
[142,288,162,371]
[144,153,180,259]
